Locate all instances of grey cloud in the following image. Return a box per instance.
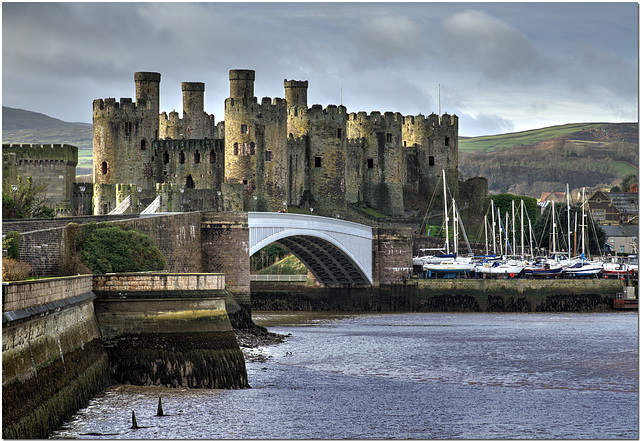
[457,112,515,137]
[441,9,550,81]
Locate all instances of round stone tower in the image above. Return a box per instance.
[182,82,205,139]
[134,72,161,140]
[229,69,255,100]
[92,72,160,213]
[284,79,310,139]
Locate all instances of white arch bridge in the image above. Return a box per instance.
[248,212,373,285]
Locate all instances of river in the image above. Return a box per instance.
[52,312,638,439]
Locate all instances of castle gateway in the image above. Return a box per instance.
[92,70,458,217]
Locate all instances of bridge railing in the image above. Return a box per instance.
[249,274,308,282]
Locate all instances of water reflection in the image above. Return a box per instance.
[52,312,638,439]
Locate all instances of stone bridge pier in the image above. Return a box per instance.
[200,212,413,326]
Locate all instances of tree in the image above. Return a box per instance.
[532,203,605,256]
[484,193,539,225]
[621,173,638,192]
[2,176,55,219]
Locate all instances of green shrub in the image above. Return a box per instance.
[79,224,167,274]
[4,231,20,260]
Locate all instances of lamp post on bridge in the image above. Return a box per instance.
[11,184,18,217]
[217,190,222,212]
[79,186,85,215]
[137,187,142,214]
[180,188,185,212]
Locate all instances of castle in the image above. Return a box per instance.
[92,70,459,217]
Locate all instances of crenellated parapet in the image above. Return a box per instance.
[2,143,78,165]
[92,97,149,119]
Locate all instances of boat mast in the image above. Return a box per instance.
[512,199,516,258]
[452,199,459,256]
[498,207,503,257]
[581,187,586,257]
[443,170,449,254]
[552,200,557,255]
[566,183,571,258]
[491,200,497,255]
[528,218,534,258]
[520,199,525,260]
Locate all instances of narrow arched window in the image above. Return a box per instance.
[250,142,255,156]
[163,151,170,164]
[210,151,216,164]
[179,151,186,164]
[101,161,108,174]
[194,150,200,164]
[141,139,146,150]
[234,143,239,155]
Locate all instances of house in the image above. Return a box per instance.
[602,224,638,256]
[588,190,638,225]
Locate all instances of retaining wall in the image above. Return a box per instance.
[93,273,248,388]
[2,277,109,439]
[251,279,628,313]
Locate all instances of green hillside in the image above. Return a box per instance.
[459,123,606,153]
[459,122,638,197]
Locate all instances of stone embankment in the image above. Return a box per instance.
[2,273,249,439]
[251,279,627,313]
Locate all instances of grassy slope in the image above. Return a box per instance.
[458,122,638,196]
[458,123,605,153]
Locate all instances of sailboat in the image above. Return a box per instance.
[475,199,528,278]
[563,188,603,278]
[422,170,475,278]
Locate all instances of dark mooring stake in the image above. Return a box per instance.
[131,410,139,429]
[157,397,164,417]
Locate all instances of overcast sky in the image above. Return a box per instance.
[2,2,638,137]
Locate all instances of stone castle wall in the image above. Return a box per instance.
[92,70,459,218]
[2,144,78,213]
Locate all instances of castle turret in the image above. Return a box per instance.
[284,80,308,109]
[347,111,404,216]
[182,82,206,139]
[229,70,255,100]
[135,72,161,139]
[225,70,288,212]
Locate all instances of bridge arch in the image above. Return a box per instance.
[248,212,373,285]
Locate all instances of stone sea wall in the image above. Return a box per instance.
[93,273,248,389]
[2,273,248,439]
[251,279,627,313]
[2,276,110,439]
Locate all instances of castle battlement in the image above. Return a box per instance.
[161,110,181,122]
[306,104,348,119]
[3,143,78,164]
[347,111,403,125]
[93,97,148,117]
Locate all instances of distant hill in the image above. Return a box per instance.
[3,107,637,198]
[2,106,93,175]
[459,122,638,198]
